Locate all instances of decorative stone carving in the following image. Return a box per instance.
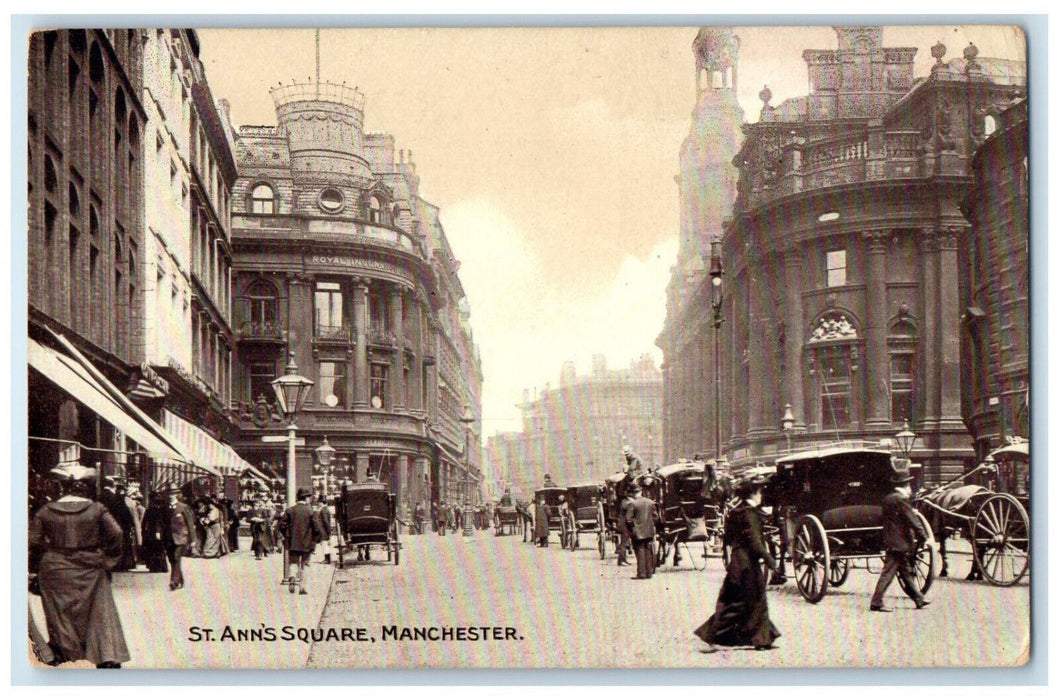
[930,41,947,69]
[809,312,857,342]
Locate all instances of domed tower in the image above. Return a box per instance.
[271,81,372,184]
[693,26,740,94]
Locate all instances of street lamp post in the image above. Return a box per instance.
[270,353,313,584]
[460,405,476,537]
[894,419,917,468]
[315,435,336,501]
[709,239,724,461]
[782,403,795,454]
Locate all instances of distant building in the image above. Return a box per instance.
[227,80,483,516]
[959,97,1029,457]
[659,27,1026,484]
[657,27,744,464]
[514,355,663,488]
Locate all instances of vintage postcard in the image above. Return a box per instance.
[22,23,1030,671]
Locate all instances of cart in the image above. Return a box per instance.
[915,440,1029,586]
[334,481,400,566]
[564,483,606,554]
[761,446,936,603]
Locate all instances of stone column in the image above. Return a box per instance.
[413,456,429,509]
[355,452,370,483]
[937,228,963,421]
[783,246,806,429]
[352,277,369,409]
[390,285,405,411]
[409,294,424,412]
[395,454,410,518]
[919,230,940,430]
[287,272,312,401]
[746,249,767,437]
[864,230,890,428]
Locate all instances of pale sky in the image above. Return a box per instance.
[195,25,1026,438]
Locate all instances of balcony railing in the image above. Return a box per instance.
[314,324,353,342]
[236,320,285,342]
[368,325,397,348]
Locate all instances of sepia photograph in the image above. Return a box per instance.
[19,21,1032,673]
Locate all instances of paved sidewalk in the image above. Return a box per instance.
[29,538,334,670]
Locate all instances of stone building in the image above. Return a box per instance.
[27,29,154,476]
[657,27,744,464]
[227,80,482,516]
[515,355,662,488]
[138,29,247,474]
[27,29,250,491]
[959,97,1029,457]
[665,27,1024,484]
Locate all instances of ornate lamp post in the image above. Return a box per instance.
[895,419,917,463]
[709,238,724,461]
[271,353,314,509]
[270,353,313,586]
[781,403,795,454]
[315,435,336,500]
[460,405,476,536]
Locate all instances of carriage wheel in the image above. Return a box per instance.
[971,494,1029,587]
[598,531,606,559]
[721,540,731,570]
[828,558,850,587]
[792,514,830,603]
[898,511,936,597]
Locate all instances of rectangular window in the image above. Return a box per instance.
[314,281,345,339]
[890,353,915,425]
[370,363,388,409]
[818,346,851,428]
[248,362,274,404]
[318,361,346,408]
[826,249,846,288]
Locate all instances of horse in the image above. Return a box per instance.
[515,500,534,542]
[914,483,993,580]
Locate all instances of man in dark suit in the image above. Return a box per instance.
[281,488,324,595]
[870,465,933,611]
[623,482,658,580]
[165,487,197,591]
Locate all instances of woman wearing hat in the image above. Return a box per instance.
[138,491,170,574]
[28,460,130,668]
[694,472,781,652]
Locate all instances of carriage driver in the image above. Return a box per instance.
[869,465,934,612]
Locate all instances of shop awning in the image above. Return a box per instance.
[163,411,255,477]
[28,337,192,464]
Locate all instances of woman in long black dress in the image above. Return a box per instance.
[138,492,170,573]
[694,473,781,652]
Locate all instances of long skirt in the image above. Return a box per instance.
[251,524,271,557]
[141,538,169,573]
[37,550,130,666]
[694,547,780,648]
[201,523,224,558]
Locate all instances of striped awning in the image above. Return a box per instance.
[162,411,255,477]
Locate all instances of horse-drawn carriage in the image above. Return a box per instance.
[563,483,606,554]
[914,439,1029,586]
[756,446,936,603]
[494,493,519,536]
[333,481,400,566]
[632,461,715,568]
[534,485,570,547]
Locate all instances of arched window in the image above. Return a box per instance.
[250,183,275,214]
[368,195,383,224]
[244,279,278,331]
[807,311,860,430]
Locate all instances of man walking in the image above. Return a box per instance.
[165,487,196,591]
[870,465,933,612]
[281,488,323,595]
[623,482,658,579]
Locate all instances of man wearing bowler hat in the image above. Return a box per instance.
[280,488,324,595]
[870,463,933,612]
[623,481,658,580]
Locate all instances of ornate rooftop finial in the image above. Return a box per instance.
[931,41,947,69]
[964,42,981,72]
[759,84,772,106]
